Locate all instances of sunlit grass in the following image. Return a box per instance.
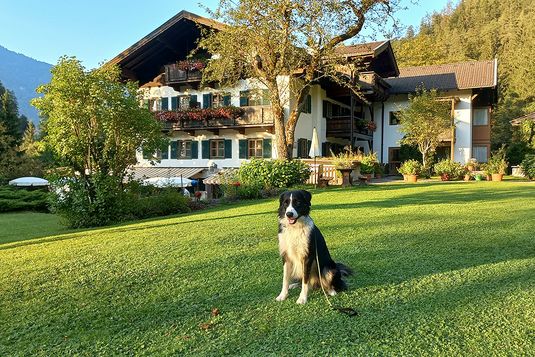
[1,181,534,355]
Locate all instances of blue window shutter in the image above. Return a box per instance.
[306,95,312,113]
[224,139,232,159]
[263,138,272,158]
[239,91,248,107]
[190,95,198,108]
[191,141,199,159]
[171,96,178,110]
[223,95,231,106]
[161,97,169,111]
[202,93,212,109]
[202,140,210,159]
[170,141,179,159]
[239,139,248,159]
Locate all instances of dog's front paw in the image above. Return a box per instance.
[276,292,288,301]
[296,295,307,304]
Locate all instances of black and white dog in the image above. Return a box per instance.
[276,190,352,304]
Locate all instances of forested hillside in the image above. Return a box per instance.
[393,0,535,147]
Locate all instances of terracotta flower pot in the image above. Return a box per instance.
[403,175,407,182]
[440,174,450,181]
[492,173,504,182]
[406,174,418,183]
[464,174,472,181]
[365,174,373,180]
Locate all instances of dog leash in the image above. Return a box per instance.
[314,235,359,317]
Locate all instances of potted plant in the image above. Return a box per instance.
[398,159,421,183]
[433,159,464,181]
[487,147,508,181]
[480,163,492,181]
[331,148,362,187]
[359,152,378,180]
[466,158,478,172]
[374,163,384,179]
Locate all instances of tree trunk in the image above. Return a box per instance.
[272,102,289,159]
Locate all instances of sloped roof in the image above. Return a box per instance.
[511,112,535,126]
[335,41,390,57]
[386,59,497,93]
[335,40,399,77]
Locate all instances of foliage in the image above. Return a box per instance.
[32,57,166,226]
[433,159,465,180]
[506,141,534,166]
[237,158,310,189]
[398,88,452,171]
[330,147,363,169]
[199,0,401,158]
[520,154,535,180]
[124,189,190,220]
[154,106,244,122]
[392,0,535,150]
[359,152,378,174]
[0,186,49,213]
[0,80,27,145]
[487,146,509,174]
[2,183,535,355]
[398,159,422,176]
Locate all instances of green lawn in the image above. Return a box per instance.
[1,182,534,355]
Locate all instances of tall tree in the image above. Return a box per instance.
[0,80,27,144]
[32,57,165,194]
[398,88,452,171]
[199,0,401,159]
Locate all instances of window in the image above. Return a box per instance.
[149,99,161,112]
[210,140,225,159]
[473,145,489,163]
[179,141,192,159]
[211,93,232,108]
[473,108,489,126]
[389,111,401,125]
[303,95,312,114]
[389,147,401,163]
[179,96,191,110]
[239,89,270,106]
[248,139,263,158]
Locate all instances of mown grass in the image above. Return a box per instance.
[1,181,534,356]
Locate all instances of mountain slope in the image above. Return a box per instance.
[0,45,52,125]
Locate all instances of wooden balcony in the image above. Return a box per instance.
[326,116,372,138]
[164,64,203,84]
[162,106,274,134]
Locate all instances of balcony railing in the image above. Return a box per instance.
[164,64,203,84]
[326,116,372,137]
[161,106,273,131]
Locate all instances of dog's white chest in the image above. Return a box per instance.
[278,217,313,277]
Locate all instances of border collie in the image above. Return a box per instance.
[276,190,352,304]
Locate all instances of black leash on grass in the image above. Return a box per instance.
[314,236,359,317]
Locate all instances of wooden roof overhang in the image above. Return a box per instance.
[511,112,535,126]
[107,11,224,85]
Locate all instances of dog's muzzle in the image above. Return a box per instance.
[285,211,298,225]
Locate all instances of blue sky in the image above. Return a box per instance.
[0,0,452,69]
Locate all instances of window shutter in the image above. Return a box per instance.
[321,142,327,157]
[190,94,198,108]
[239,91,248,107]
[297,138,304,158]
[171,96,178,110]
[223,95,231,106]
[161,97,169,111]
[306,95,312,113]
[224,139,233,159]
[202,93,212,109]
[202,140,210,159]
[170,141,180,159]
[263,138,272,158]
[191,141,199,159]
[306,140,312,157]
[161,143,169,160]
[239,139,248,159]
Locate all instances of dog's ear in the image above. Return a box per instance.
[300,190,312,205]
[279,191,288,204]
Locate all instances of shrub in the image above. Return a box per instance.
[398,159,422,176]
[125,189,190,220]
[330,148,362,169]
[433,159,465,180]
[238,159,310,189]
[520,154,535,180]
[487,146,509,174]
[359,152,378,175]
[0,186,49,213]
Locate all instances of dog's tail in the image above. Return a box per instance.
[331,262,353,291]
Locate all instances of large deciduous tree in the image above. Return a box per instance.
[199,0,400,159]
[398,88,453,171]
[32,57,164,197]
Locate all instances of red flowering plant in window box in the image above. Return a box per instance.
[366,121,377,132]
[176,59,207,71]
[154,106,245,123]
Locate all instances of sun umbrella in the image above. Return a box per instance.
[309,127,321,187]
[142,177,192,188]
[8,177,49,187]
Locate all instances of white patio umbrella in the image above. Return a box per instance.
[142,176,192,188]
[8,177,49,187]
[309,127,321,187]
